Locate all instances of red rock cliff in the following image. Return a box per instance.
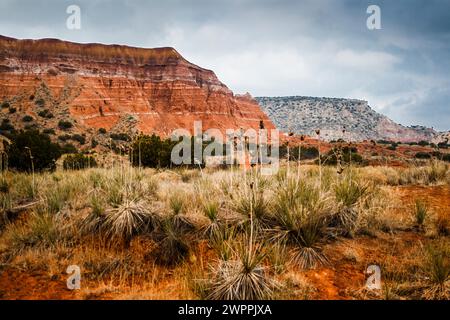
[0,35,274,137]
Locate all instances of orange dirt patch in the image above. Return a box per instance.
[0,269,77,300]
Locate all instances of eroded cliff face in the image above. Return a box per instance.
[0,35,274,138]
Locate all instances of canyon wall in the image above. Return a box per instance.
[0,35,274,141]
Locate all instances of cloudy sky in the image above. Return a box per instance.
[0,0,449,130]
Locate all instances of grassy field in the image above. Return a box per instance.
[0,161,449,300]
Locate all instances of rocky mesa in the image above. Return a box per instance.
[257,96,438,143]
[0,35,274,142]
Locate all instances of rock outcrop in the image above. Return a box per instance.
[257,96,437,142]
[0,35,274,141]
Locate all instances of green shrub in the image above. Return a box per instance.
[279,144,319,160]
[0,119,15,131]
[43,128,55,135]
[61,143,77,154]
[71,134,86,145]
[37,109,54,119]
[58,120,73,130]
[320,146,364,166]
[110,133,131,142]
[7,130,62,172]
[130,134,177,168]
[63,153,97,170]
[414,200,428,227]
[22,115,34,122]
[35,98,45,107]
[58,134,71,142]
[98,128,107,134]
[415,152,432,159]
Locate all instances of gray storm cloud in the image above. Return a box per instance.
[0,0,449,130]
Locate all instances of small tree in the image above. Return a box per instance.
[63,153,97,170]
[7,130,62,172]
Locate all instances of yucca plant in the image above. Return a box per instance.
[291,215,329,269]
[271,183,328,269]
[422,244,449,300]
[169,192,184,215]
[331,177,369,235]
[414,199,428,230]
[267,242,288,274]
[210,226,237,261]
[79,191,107,235]
[104,199,157,247]
[201,200,222,238]
[206,241,278,300]
[153,217,190,266]
[168,192,196,233]
[234,188,272,231]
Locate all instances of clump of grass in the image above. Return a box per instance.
[180,170,200,183]
[399,161,448,185]
[414,199,428,230]
[43,184,73,215]
[434,212,449,237]
[169,192,184,215]
[206,241,279,300]
[106,180,124,207]
[421,243,449,300]
[424,161,448,185]
[0,177,9,194]
[7,213,60,254]
[267,242,288,274]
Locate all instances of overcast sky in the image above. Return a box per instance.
[0,0,449,130]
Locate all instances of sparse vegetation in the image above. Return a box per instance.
[0,159,448,300]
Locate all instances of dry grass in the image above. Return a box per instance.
[0,160,448,300]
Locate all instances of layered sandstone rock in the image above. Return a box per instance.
[0,35,274,139]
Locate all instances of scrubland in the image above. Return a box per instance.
[0,161,448,300]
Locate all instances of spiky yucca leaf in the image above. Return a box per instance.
[422,244,449,300]
[153,218,190,266]
[104,199,156,242]
[207,242,279,300]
